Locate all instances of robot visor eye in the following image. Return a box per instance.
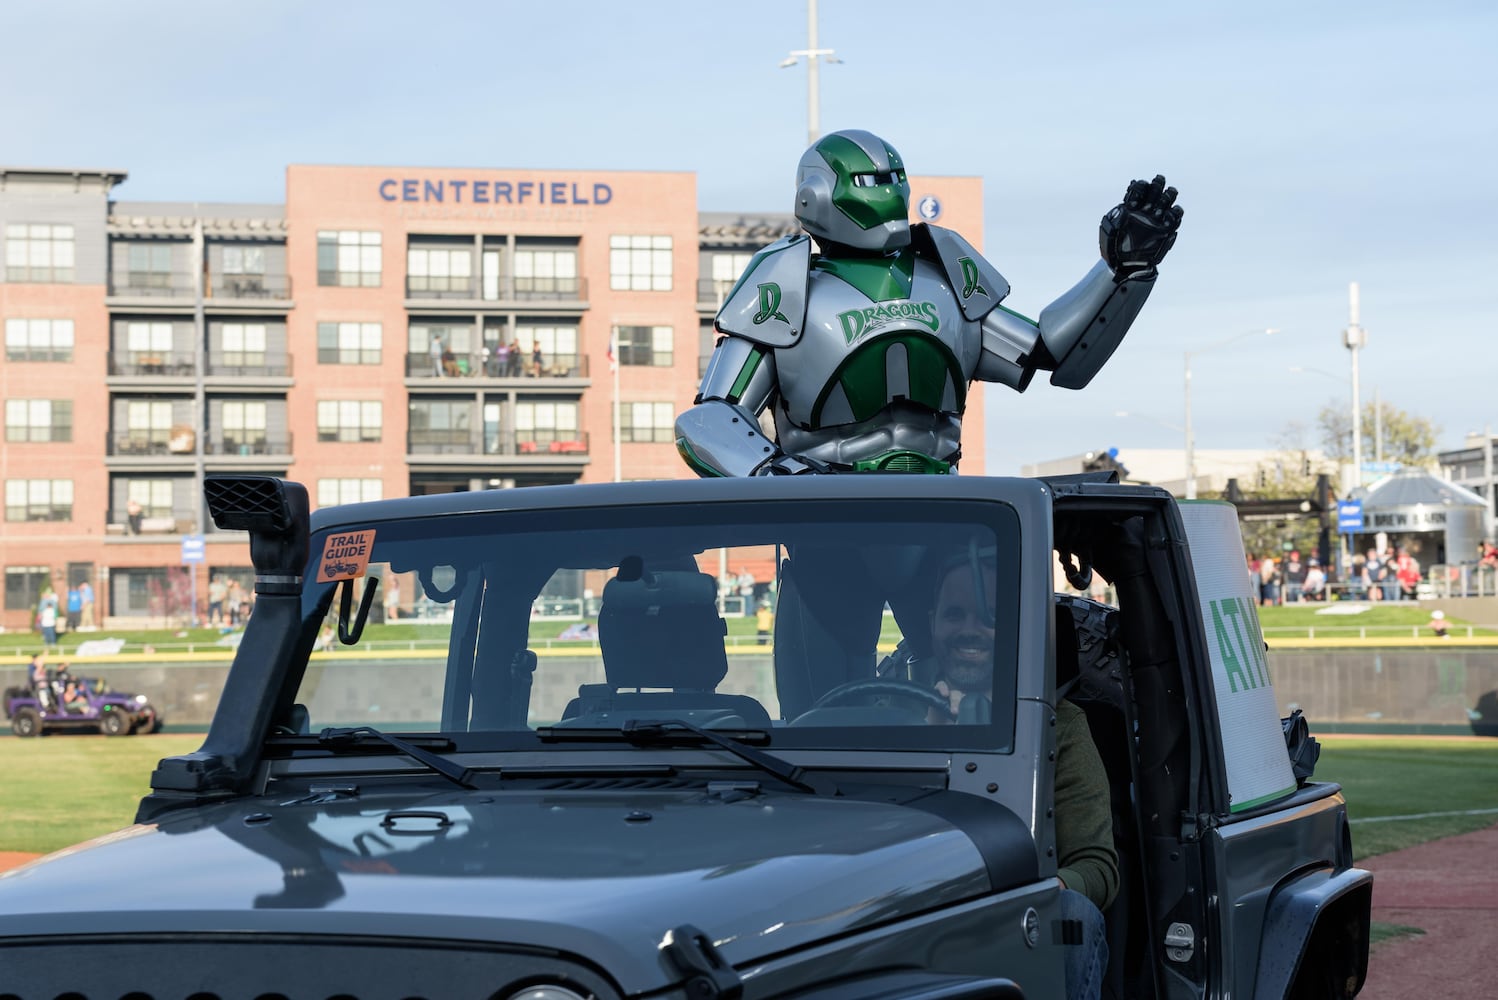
[853,171,903,188]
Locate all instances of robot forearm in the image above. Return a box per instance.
[1036,261,1157,390]
[975,261,1157,392]
[675,399,782,478]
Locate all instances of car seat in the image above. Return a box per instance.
[561,557,771,728]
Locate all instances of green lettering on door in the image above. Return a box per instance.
[1211,599,1254,693]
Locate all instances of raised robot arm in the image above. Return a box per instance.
[977,175,1183,391]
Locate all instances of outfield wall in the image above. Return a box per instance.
[5,648,1497,736]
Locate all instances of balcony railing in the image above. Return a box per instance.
[205,355,293,377]
[108,352,196,376]
[205,433,293,456]
[207,273,292,299]
[408,430,591,457]
[108,273,197,298]
[514,429,589,455]
[405,352,588,379]
[106,431,196,457]
[107,510,196,536]
[406,275,587,302]
[513,276,584,301]
[405,276,476,299]
[408,431,477,455]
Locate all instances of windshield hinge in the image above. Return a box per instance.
[661,924,742,1000]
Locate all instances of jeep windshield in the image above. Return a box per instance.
[285,496,1019,753]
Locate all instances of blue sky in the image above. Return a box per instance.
[5,1,1494,475]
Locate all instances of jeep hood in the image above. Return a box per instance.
[0,786,1034,994]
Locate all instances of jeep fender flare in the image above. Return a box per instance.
[1251,865,1373,1000]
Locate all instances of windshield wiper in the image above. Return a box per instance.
[316,726,477,789]
[540,719,835,796]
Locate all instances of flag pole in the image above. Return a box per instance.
[611,330,621,482]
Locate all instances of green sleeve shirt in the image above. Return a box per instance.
[1054,698,1120,911]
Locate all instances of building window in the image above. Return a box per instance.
[409,400,471,449]
[126,400,173,449]
[223,245,266,275]
[126,321,175,362]
[514,401,579,447]
[514,248,578,296]
[609,235,673,291]
[618,401,676,443]
[5,479,73,522]
[317,478,383,507]
[220,323,267,368]
[615,325,674,366]
[5,566,52,611]
[317,230,382,287]
[517,323,579,374]
[112,567,173,616]
[318,400,383,443]
[407,246,473,294]
[4,224,75,283]
[703,251,754,302]
[125,479,175,520]
[409,323,474,375]
[5,318,74,362]
[222,401,268,451]
[127,244,174,289]
[483,401,503,454]
[317,321,382,364]
[5,399,73,443]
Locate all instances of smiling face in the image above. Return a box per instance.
[930,562,997,694]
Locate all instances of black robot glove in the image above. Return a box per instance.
[1099,174,1183,280]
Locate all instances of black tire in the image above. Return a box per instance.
[149,716,165,734]
[100,710,131,736]
[12,707,41,738]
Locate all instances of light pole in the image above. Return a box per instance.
[1184,328,1278,500]
[780,0,841,147]
[1343,282,1367,488]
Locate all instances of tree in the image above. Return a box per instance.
[1317,399,1439,467]
[1236,444,1326,563]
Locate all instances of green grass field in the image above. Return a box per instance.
[4,603,1489,664]
[1,733,1493,859]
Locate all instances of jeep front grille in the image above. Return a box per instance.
[0,935,620,1000]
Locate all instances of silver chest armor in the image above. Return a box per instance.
[772,261,977,469]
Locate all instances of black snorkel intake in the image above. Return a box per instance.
[138,477,311,822]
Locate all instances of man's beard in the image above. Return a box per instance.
[939,635,993,692]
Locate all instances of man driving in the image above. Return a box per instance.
[927,556,1118,1000]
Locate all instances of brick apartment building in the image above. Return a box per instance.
[0,163,987,630]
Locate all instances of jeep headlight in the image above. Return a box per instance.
[134,695,149,705]
[507,988,587,1000]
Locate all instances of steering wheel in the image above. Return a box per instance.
[809,678,955,718]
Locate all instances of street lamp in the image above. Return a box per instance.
[780,0,841,147]
[1184,328,1278,499]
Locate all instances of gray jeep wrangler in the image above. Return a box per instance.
[0,473,1370,999]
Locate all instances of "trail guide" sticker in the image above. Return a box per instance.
[316,529,377,583]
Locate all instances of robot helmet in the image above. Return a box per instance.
[795,129,911,253]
